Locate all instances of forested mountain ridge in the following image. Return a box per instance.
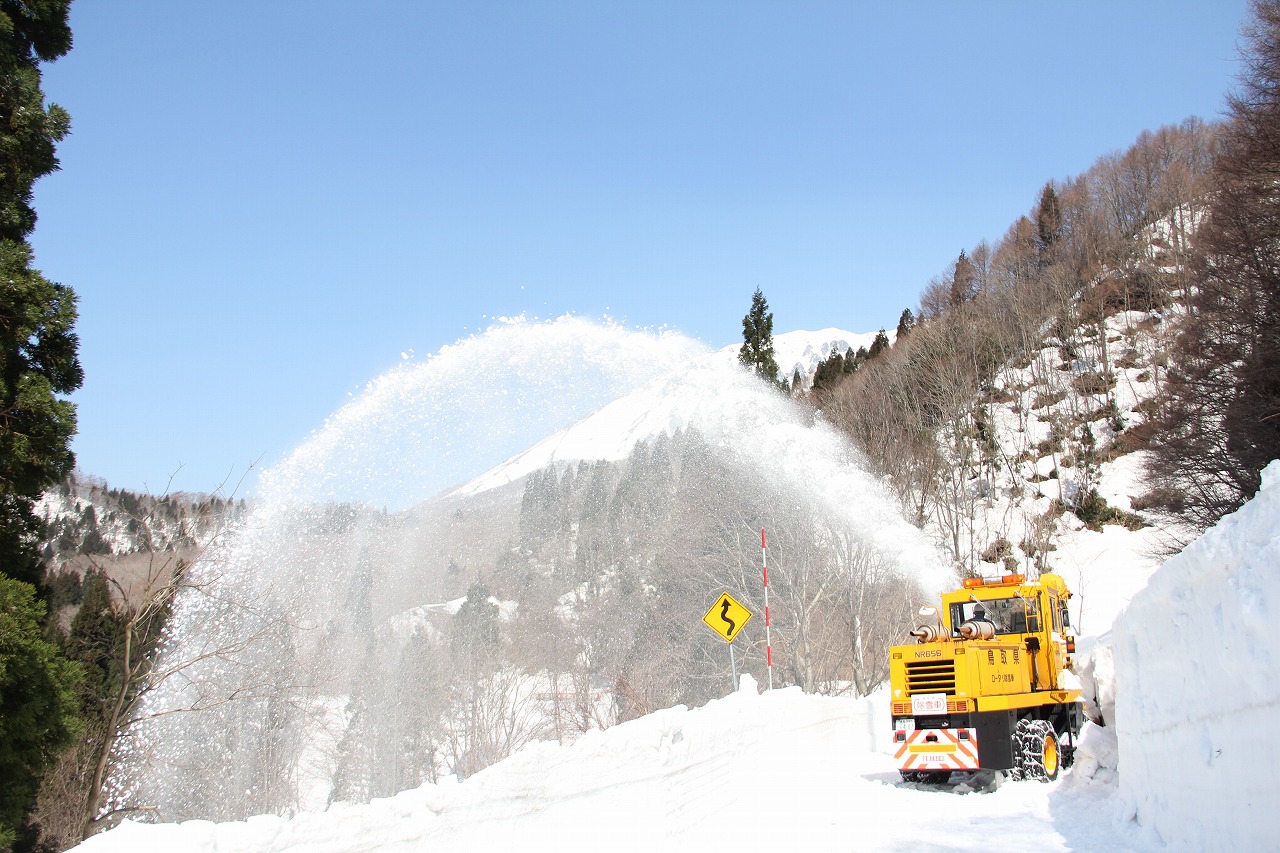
[39,474,242,560]
[811,118,1234,566]
[26,475,247,847]
[34,473,244,612]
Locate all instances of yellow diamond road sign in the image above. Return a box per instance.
[703,591,753,643]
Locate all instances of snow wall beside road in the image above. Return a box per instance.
[1113,460,1280,851]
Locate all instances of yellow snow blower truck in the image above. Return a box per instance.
[889,572,1084,783]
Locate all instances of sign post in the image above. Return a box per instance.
[761,528,773,690]
[701,591,753,692]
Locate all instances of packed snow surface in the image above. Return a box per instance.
[72,676,1160,853]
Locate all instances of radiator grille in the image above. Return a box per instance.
[904,659,956,695]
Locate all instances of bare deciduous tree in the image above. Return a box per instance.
[1145,1,1280,530]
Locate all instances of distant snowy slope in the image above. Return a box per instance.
[450,326,948,594]
[451,329,867,497]
[765,327,885,384]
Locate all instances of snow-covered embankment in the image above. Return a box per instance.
[1112,460,1280,850]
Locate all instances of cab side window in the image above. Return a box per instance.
[1024,596,1041,633]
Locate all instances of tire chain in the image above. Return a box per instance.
[1013,718,1057,781]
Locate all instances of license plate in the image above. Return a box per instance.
[911,693,947,715]
[895,718,915,731]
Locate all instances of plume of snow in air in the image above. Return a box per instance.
[107,317,943,823]
[259,314,708,510]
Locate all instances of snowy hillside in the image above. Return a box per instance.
[914,303,1181,634]
[35,474,238,561]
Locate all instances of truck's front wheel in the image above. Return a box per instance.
[1015,718,1060,782]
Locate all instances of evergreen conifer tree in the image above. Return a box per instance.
[810,351,844,395]
[738,288,780,384]
[64,569,124,721]
[0,4,82,846]
[868,330,890,359]
[1035,183,1062,265]
[896,308,915,341]
[0,576,80,849]
[950,250,976,307]
[451,582,500,670]
[0,0,80,589]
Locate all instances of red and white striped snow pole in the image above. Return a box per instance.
[762,528,773,690]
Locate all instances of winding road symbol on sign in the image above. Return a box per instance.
[719,599,736,636]
[702,592,753,643]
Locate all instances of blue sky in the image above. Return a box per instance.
[30,1,1247,497]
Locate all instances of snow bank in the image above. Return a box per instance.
[71,678,878,853]
[1075,633,1117,726]
[1113,460,1280,851]
[1069,721,1119,786]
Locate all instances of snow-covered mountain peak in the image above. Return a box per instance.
[764,327,887,382]
[450,329,868,498]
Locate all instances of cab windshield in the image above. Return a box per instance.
[950,595,1038,636]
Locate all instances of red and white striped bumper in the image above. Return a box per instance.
[894,727,980,772]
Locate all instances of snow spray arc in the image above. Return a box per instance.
[106,316,943,824]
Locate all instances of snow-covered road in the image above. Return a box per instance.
[74,678,1159,853]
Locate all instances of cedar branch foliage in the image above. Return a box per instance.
[0,0,72,243]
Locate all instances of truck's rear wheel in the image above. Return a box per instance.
[1015,719,1060,782]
